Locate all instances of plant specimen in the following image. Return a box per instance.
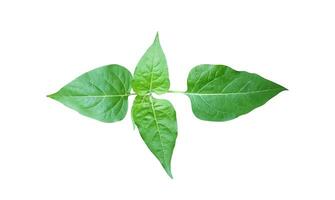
[48,33,286,178]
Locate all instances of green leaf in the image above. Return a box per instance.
[132,33,170,95]
[132,95,177,178]
[186,64,286,121]
[48,64,132,123]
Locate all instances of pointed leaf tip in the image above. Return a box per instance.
[154,32,160,42]
[47,92,57,99]
[165,167,173,179]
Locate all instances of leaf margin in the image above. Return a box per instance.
[185,64,287,121]
[48,64,133,123]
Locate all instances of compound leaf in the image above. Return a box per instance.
[48,64,132,123]
[132,33,170,95]
[132,95,177,178]
[186,64,286,121]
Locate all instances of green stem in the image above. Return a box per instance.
[167,90,186,94]
[129,91,186,96]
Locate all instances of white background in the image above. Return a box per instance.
[0,0,334,199]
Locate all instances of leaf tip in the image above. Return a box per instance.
[166,169,173,179]
[154,32,160,42]
[163,164,173,178]
[47,92,58,100]
[279,85,288,92]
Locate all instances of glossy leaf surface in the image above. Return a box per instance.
[132,33,170,95]
[132,95,177,178]
[186,64,286,121]
[48,65,132,122]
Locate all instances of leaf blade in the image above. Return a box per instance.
[132,33,170,95]
[186,64,286,121]
[131,95,177,178]
[48,64,132,123]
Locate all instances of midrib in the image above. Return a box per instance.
[186,88,282,96]
[149,96,167,164]
[64,94,129,97]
